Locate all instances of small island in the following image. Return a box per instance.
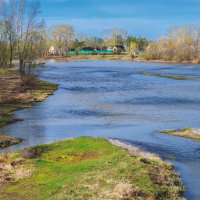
[160,128,200,142]
[139,72,200,81]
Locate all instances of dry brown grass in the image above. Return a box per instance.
[113,183,146,200]
[0,154,32,186]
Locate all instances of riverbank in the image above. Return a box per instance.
[161,128,200,142]
[133,57,200,64]
[44,54,200,64]
[0,68,58,148]
[0,136,184,200]
[0,135,23,149]
[46,53,132,61]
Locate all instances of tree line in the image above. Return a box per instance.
[0,0,46,84]
[50,27,149,56]
[0,0,150,74]
[144,25,200,62]
[1,0,197,85]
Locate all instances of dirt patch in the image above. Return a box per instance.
[113,183,147,199]
[20,146,52,159]
[0,154,31,186]
[0,71,22,103]
[20,148,39,159]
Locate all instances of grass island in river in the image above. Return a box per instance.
[0,137,184,200]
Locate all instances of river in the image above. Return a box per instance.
[1,60,200,199]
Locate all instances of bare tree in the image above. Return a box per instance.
[0,0,46,85]
[0,1,15,67]
[50,24,75,56]
[103,28,127,47]
[145,25,200,62]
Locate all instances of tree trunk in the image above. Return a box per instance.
[19,58,25,80]
[9,47,13,68]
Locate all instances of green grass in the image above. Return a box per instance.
[0,137,184,200]
[161,127,194,134]
[160,127,200,142]
[31,79,58,101]
[0,114,17,127]
[140,72,200,80]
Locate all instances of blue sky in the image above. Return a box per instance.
[40,0,200,39]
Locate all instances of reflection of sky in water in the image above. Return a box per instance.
[1,60,200,199]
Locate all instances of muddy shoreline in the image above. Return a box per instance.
[0,135,23,150]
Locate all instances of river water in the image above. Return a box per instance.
[1,60,200,199]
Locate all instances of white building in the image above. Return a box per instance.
[49,46,56,55]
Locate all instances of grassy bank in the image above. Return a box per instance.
[139,71,200,80]
[133,56,200,64]
[0,79,57,128]
[160,128,200,142]
[0,137,184,200]
[0,68,58,149]
[47,53,200,63]
[48,53,132,61]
